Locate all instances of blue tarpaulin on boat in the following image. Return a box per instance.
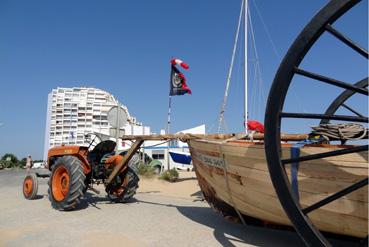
[169,151,192,165]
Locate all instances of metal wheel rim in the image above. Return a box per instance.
[23,177,33,196]
[52,166,70,201]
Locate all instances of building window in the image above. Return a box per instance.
[152,150,165,160]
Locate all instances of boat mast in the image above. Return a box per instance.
[244,0,248,133]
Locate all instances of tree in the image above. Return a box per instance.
[1,153,19,168]
[20,158,27,168]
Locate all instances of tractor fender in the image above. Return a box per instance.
[47,146,91,174]
[49,154,91,174]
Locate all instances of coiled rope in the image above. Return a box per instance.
[311,123,368,142]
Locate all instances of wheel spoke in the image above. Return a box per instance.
[294,68,369,96]
[302,178,368,214]
[320,78,368,124]
[281,112,368,122]
[325,24,369,59]
[282,145,368,165]
[341,103,364,117]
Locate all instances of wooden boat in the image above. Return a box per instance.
[188,137,368,238]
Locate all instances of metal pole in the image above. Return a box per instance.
[166,95,172,134]
[115,103,120,154]
[142,126,145,164]
[244,0,248,133]
[166,95,172,170]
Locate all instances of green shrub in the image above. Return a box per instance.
[159,168,179,182]
[136,161,155,178]
[1,153,20,168]
[19,158,27,168]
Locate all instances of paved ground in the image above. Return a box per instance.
[0,169,353,247]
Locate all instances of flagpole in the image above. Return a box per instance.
[166,69,173,171]
[166,95,172,134]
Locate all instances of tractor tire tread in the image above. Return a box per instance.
[48,155,86,211]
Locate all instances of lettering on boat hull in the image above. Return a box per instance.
[192,150,225,168]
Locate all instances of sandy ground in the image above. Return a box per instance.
[0,169,312,246]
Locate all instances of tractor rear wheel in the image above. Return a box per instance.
[48,156,86,211]
[23,174,38,200]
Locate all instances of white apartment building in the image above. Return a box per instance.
[43,87,150,160]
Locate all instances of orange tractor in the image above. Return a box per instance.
[23,136,142,211]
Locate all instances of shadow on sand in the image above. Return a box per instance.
[132,198,304,247]
[31,195,44,200]
[69,191,303,246]
[174,176,197,183]
[55,189,359,247]
[74,192,114,211]
[78,190,302,246]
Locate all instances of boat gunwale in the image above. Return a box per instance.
[190,138,362,150]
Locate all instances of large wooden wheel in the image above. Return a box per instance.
[264,0,368,246]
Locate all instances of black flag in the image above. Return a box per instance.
[170,65,192,96]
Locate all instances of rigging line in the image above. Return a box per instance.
[223,118,230,133]
[251,0,280,59]
[252,0,305,116]
[250,57,259,120]
[235,6,248,130]
[249,12,259,120]
[235,25,245,128]
[208,116,221,133]
[252,0,306,116]
[248,6,266,121]
[218,0,245,133]
[253,54,267,114]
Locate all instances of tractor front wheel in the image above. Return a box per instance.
[48,156,86,211]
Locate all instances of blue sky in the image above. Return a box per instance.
[0,0,367,159]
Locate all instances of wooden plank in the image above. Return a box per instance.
[120,133,237,141]
[189,140,222,157]
[222,142,368,167]
[120,133,310,141]
[195,158,290,224]
[225,171,367,217]
[197,160,367,237]
[231,193,291,225]
[227,161,367,202]
[290,146,368,164]
[308,207,368,237]
[105,139,144,185]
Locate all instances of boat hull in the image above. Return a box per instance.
[188,139,368,238]
[169,151,192,165]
